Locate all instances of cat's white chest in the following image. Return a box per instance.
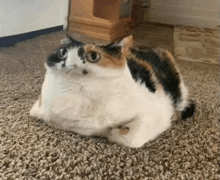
[36,70,112,135]
[31,66,173,138]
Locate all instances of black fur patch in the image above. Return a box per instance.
[181,100,195,120]
[78,47,85,63]
[127,59,156,92]
[130,48,181,106]
[57,47,68,60]
[66,34,84,48]
[70,39,84,48]
[47,52,66,67]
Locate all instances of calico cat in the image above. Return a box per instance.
[30,35,195,148]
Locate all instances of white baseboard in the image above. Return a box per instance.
[148,3,219,29]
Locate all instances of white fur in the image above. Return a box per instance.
[176,80,189,111]
[30,48,175,148]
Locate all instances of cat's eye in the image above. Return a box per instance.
[86,52,100,63]
[58,47,68,59]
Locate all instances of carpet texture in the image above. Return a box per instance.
[174,26,219,65]
[0,30,219,180]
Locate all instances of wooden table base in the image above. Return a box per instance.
[68,0,131,42]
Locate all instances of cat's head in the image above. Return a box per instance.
[47,35,133,78]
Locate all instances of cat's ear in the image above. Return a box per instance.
[117,35,133,53]
[108,35,133,48]
[60,34,84,46]
[60,34,73,44]
[118,36,133,48]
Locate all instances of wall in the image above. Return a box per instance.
[149,0,219,28]
[0,0,69,37]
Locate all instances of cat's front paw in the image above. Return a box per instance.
[30,97,49,122]
[108,125,147,148]
[108,127,137,148]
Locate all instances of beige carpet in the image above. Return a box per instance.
[0,31,219,180]
[174,26,219,65]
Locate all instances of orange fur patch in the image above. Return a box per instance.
[126,53,153,72]
[154,48,176,64]
[119,128,129,135]
[98,54,125,69]
[166,51,176,63]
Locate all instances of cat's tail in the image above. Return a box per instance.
[180,99,195,120]
[176,81,195,120]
